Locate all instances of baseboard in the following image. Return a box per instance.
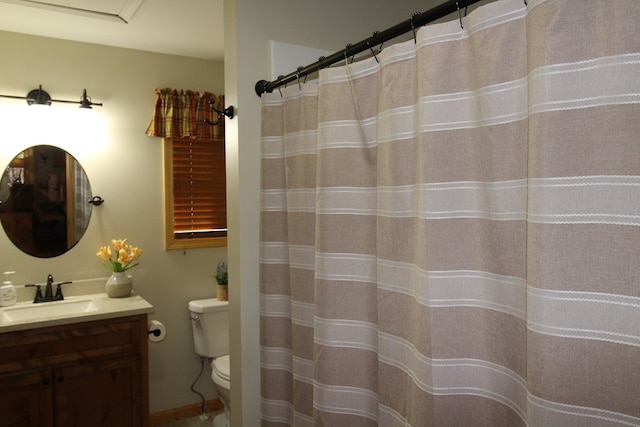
[149,398,223,426]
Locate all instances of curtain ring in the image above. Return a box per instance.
[276,75,283,97]
[456,2,464,29]
[410,12,420,44]
[296,66,303,90]
[372,31,383,52]
[344,43,353,66]
[367,39,379,63]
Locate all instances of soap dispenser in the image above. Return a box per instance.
[0,271,17,307]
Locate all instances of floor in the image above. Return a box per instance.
[159,411,222,426]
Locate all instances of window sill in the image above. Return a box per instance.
[165,236,227,250]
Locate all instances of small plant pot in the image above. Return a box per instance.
[217,284,228,301]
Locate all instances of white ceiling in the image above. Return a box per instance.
[0,0,224,60]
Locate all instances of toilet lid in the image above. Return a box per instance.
[213,355,230,380]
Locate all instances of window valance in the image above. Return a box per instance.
[145,88,225,140]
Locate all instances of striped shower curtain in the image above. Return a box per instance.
[259,0,640,425]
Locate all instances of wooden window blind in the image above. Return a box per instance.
[164,137,227,249]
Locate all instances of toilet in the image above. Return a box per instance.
[189,298,230,427]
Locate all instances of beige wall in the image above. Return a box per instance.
[224,0,447,425]
[0,30,225,413]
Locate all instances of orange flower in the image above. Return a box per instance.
[96,246,112,261]
[96,238,143,272]
[111,239,128,252]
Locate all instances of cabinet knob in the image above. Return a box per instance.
[42,378,50,386]
[57,376,65,383]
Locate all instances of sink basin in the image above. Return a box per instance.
[2,299,99,323]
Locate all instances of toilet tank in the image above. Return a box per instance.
[188,298,229,358]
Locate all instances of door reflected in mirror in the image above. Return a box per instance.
[0,145,92,258]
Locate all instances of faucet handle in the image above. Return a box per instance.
[25,284,43,302]
[54,281,72,300]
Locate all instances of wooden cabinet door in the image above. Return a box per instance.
[0,370,54,427]
[54,355,142,427]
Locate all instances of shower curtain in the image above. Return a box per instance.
[259,0,640,425]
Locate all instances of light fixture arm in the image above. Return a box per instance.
[204,98,235,126]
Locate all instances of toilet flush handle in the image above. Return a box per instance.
[190,315,200,323]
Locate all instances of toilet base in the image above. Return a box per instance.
[212,412,229,427]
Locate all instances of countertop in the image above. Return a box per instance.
[0,277,154,333]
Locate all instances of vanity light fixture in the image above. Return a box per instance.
[0,85,103,108]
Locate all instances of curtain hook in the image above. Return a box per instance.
[276,75,283,97]
[367,39,379,63]
[523,0,527,5]
[317,56,325,73]
[344,43,353,66]
[456,2,464,29]
[371,31,384,53]
[410,12,420,44]
[296,67,303,90]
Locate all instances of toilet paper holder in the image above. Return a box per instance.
[147,320,166,342]
[148,329,162,337]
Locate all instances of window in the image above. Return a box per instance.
[163,137,227,249]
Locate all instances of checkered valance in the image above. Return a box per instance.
[145,88,224,140]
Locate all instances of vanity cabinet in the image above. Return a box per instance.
[0,314,149,427]
[0,370,52,426]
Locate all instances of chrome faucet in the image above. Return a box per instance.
[25,274,72,303]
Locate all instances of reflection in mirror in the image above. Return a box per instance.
[0,145,92,258]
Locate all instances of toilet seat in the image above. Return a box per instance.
[212,355,230,381]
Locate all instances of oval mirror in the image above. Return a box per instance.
[0,145,93,258]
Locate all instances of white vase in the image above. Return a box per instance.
[105,272,133,298]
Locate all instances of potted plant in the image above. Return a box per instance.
[214,261,228,301]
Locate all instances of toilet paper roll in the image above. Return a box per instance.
[147,320,166,343]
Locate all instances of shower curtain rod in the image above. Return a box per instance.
[254,0,485,97]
